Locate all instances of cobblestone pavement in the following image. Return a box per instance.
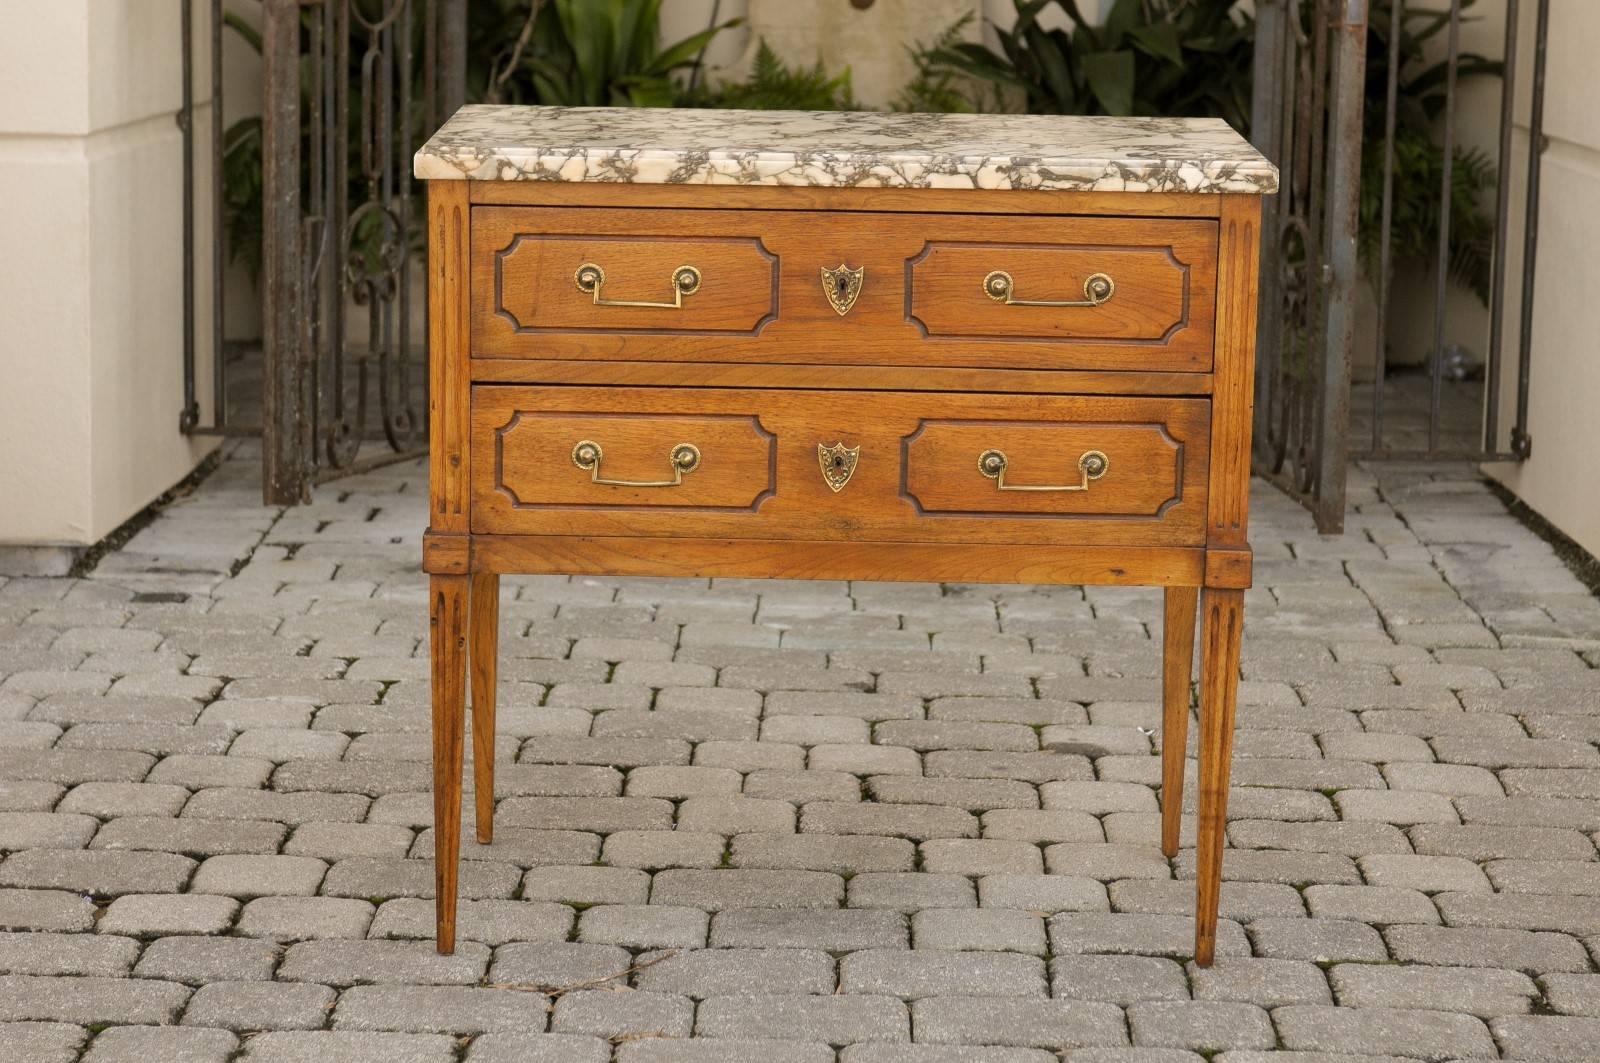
[3,446,1600,1063]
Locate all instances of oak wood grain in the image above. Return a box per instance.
[1194,586,1243,966]
[468,180,1226,218]
[470,386,1211,547]
[468,572,498,846]
[467,358,1215,396]
[1207,196,1261,549]
[1161,585,1199,858]
[429,182,472,533]
[471,208,1218,372]
[471,535,1206,587]
[429,574,468,954]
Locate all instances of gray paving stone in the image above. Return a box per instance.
[1329,962,1537,1017]
[651,869,843,911]
[1051,954,1188,1004]
[620,1041,835,1063]
[133,935,278,983]
[1274,1005,1497,1060]
[320,856,520,901]
[912,909,1047,954]
[1384,923,1594,973]
[677,796,797,835]
[841,949,1046,998]
[1436,890,1600,935]
[466,1033,611,1062]
[732,832,915,874]
[368,899,573,945]
[0,974,189,1024]
[0,1021,86,1063]
[1126,1001,1275,1052]
[180,980,336,1031]
[81,1026,238,1063]
[236,896,375,940]
[1246,918,1388,962]
[848,873,977,912]
[190,854,327,898]
[633,947,834,998]
[920,839,1043,875]
[743,769,867,804]
[237,1031,457,1063]
[552,988,693,1038]
[924,750,1090,784]
[1491,1015,1600,1062]
[801,801,978,841]
[698,993,909,1044]
[521,865,650,906]
[603,830,728,870]
[0,888,95,932]
[0,812,98,850]
[577,905,708,949]
[839,1048,1057,1063]
[488,941,632,990]
[277,940,489,986]
[1302,884,1440,925]
[93,815,288,857]
[1049,913,1249,959]
[1541,973,1600,1017]
[1189,957,1331,1007]
[910,997,1128,1050]
[0,932,139,977]
[1359,854,1491,893]
[711,908,907,950]
[0,850,194,895]
[334,984,549,1035]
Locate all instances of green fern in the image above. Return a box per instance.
[687,39,856,111]
[893,14,979,114]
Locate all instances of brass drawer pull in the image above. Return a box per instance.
[978,448,1109,492]
[571,440,701,487]
[574,262,702,308]
[983,270,1115,308]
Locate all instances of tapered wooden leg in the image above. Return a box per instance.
[469,572,499,845]
[1161,585,1199,859]
[1194,587,1243,967]
[430,574,468,955]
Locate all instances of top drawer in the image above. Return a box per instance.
[471,207,1218,373]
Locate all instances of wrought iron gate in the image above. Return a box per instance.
[180,0,465,504]
[1251,0,1549,533]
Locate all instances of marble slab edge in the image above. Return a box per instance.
[414,105,1279,195]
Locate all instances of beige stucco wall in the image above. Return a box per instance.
[1483,0,1600,559]
[660,0,1110,110]
[0,0,218,553]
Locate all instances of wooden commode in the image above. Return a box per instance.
[415,105,1277,965]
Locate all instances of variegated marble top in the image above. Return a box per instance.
[415,105,1277,195]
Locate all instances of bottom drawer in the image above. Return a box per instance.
[470,386,1210,546]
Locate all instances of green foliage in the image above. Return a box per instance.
[686,40,856,111]
[1359,0,1502,301]
[893,14,978,114]
[471,0,738,107]
[926,0,1254,130]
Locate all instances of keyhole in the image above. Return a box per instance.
[836,277,848,295]
[833,456,845,469]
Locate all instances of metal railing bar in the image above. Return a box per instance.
[179,0,198,433]
[1483,0,1520,455]
[1351,449,1524,462]
[1372,0,1404,453]
[210,0,227,429]
[1427,0,1463,454]
[1512,0,1550,460]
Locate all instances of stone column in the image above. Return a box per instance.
[0,0,218,572]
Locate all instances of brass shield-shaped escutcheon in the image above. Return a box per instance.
[821,263,865,316]
[818,442,861,492]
